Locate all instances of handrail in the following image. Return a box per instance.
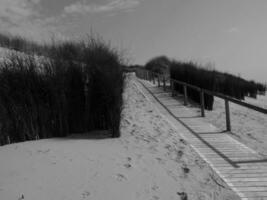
[203,89,267,115]
[136,68,267,132]
[172,79,201,92]
[172,76,267,115]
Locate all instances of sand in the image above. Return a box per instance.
[0,75,239,200]
[204,95,267,157]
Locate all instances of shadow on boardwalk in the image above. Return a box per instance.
[138,78,267,200]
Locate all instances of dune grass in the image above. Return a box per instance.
[0,34,124,145]
[143,55,266,110]
[170,61,266,110]
[145,56,171,75]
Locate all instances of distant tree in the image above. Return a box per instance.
[145,55,171,74]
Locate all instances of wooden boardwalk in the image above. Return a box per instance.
[137,78,267,200]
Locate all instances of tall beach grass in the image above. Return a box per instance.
[170,60,266,110]
[144,55,266,110]
[0,34,124,145]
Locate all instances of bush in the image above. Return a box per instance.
[170,60,266,110]
[145,56,171,75]
[0,35,124,144]
[170,61,214,110]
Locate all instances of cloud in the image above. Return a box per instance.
[225,27,240,34]
[0,0,141,41]
[0,0,40,24]
[0,0,65,41]
[64,0,140,14]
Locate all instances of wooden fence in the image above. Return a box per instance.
[136,69,267,132]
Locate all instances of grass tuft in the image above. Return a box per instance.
[0,33,124,144]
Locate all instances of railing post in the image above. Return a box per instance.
[6,135,10,144]
[183,85,188,106]
[144,71,146,80]
[200,90,205,117]
[152,73,155,84]
[171,80,175,96]
[157,75,160,87]
[35,134,40,140]
[225,99,231,131]
[163,76,166,91]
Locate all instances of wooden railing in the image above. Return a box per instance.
[136,69,267,132]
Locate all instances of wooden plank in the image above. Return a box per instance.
[199,152,257,155]
[236,187,267,192]
[226,177,267,182]
[225,173,267,178]
[215,165,267,169]
[197,149,256,153]
[239,191,267,197]
[204,156,260,160]
[195,148,255,152]
[137,79,267,200]
[219,171,267,176]
[232,182,267,187]
[200,151,258,155]
[206,157,262,161]
[220,168,267,172]
[193,145,254,149]
[241,197,267,200]
[198,146,258,152]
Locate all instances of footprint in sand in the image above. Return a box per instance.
[81,191,90,199]
[155,115,161,119]
[124,163,132,168]
[124,119,131,125]
[37,149,50,154]
[130,129,135,135]
[152,184,159,191]
[156,157,166,165]
[182,167,190,174]
[177,192,188,200]
[115,174,127,181]
[180,164,190,178]
[152,195,160,200]
[176,150,184,161]
[179,139,187,145]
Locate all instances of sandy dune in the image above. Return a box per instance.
[205,95,267,157]
[0,75,239,200]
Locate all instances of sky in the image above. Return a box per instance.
[0,0,267,82]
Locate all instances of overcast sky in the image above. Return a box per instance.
[0,0,267,82]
